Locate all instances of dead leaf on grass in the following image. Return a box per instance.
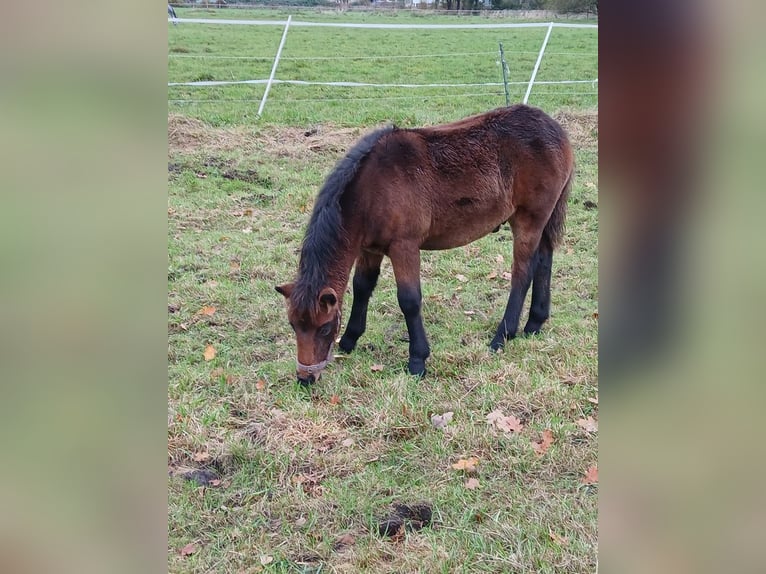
[329,394,341,405]
[502,271,513,281]
[333,533,356,552]
[486,409,524,433]
[549,529,569,545]
[576,416,598,433]
[587,396,599,404]
[341,438,354,447]
[582,465,598,484]
[431,411,454,430]
[210,367,224,379]
[465,477,480,490]
[179,542,197,556]
[242,227,252,234]
[198,305,216,316]
[260,555,273,566]
[370,364,384,372]
[192,451,210,463]
[203,344,216,361]
[455,274,468,283]
[255,379,266,390]
[532,429,554,456]
[451,457,480,472]
[229,259,241,271]
[487,271,498,279]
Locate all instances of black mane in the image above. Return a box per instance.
[293,125,394,315]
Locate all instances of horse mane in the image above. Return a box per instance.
[293,125,395,317]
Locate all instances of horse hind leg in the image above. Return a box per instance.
[523,238,553,335]
[339,251,383,353]
[490,213,543,351]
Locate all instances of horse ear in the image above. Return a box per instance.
[318,287,338,313]
[275,283,294,299]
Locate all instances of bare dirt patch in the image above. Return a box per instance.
[169,111,597,159]
[555,109,598,149]
[168,113,365,159]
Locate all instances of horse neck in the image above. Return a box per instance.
[324,235,360,308]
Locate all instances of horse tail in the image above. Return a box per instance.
[543,168,572,250]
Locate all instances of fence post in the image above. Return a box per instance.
[257,15,292,118]
[498,42,510,107]
[523,21,553,105]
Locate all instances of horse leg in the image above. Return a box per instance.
[338,251,383,353]
[523,236,554,335]
[490,214,543,350]
[388,243,430,376]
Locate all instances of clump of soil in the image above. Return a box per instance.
[376,502,433,537]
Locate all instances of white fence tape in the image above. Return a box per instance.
[168,78,597,88]
[169,18,597,30]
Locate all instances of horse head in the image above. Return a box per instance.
[275,283,341,385]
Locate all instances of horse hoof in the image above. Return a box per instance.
[338,336,356,353]
[408,360,427,378]
[489,338,505,351]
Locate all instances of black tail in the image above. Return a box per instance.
[542,169,572,250]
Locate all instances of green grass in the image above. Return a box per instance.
[168,8,597,126]
[168,11,597,573]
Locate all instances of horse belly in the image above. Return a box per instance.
[421,202,512,250]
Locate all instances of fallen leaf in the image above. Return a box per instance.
[486,410,524,433]
[229,259,240,271]
[208,479,222,487]
[329,394,340,405]
[487,271,498,279]
[225,374,237,385]
[370,364,384,372]
[455,274,468,283]
[532,429,554,456]
[465,477,480,490]
[582,465,598,484]
[242,227,252,234]
[203,344,216,361]
[198,305,216,316]
[431,411,454,430]
[592,311,599,319]
[295,516,307,527]
[260,555,273,566]
[333,533,356,552]
[192,451,210,462]
[496,414,524,433]
[496,254,504,263]
[179,542,197,557]
[576,416,598,433]
[195,172,207,179]
[341,438,354,447]
[206,280,218,288]
[179,323,189,331]
[255,379,266,391]
[549,529,569,545]
[210,367,224,379]
[451,457,480,472]
[243,208,254,216]
[587,396,599,404]
[502,271,513,281]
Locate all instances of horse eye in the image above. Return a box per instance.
[318,322,333,337]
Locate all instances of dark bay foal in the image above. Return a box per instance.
[277,105,574,384]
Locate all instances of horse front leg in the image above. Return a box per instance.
[388,242,430,376]
[339,251,383,353]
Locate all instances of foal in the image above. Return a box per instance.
[277,105,574,384]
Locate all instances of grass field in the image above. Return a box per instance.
[168,9,598,573]
[168,7,597,126]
